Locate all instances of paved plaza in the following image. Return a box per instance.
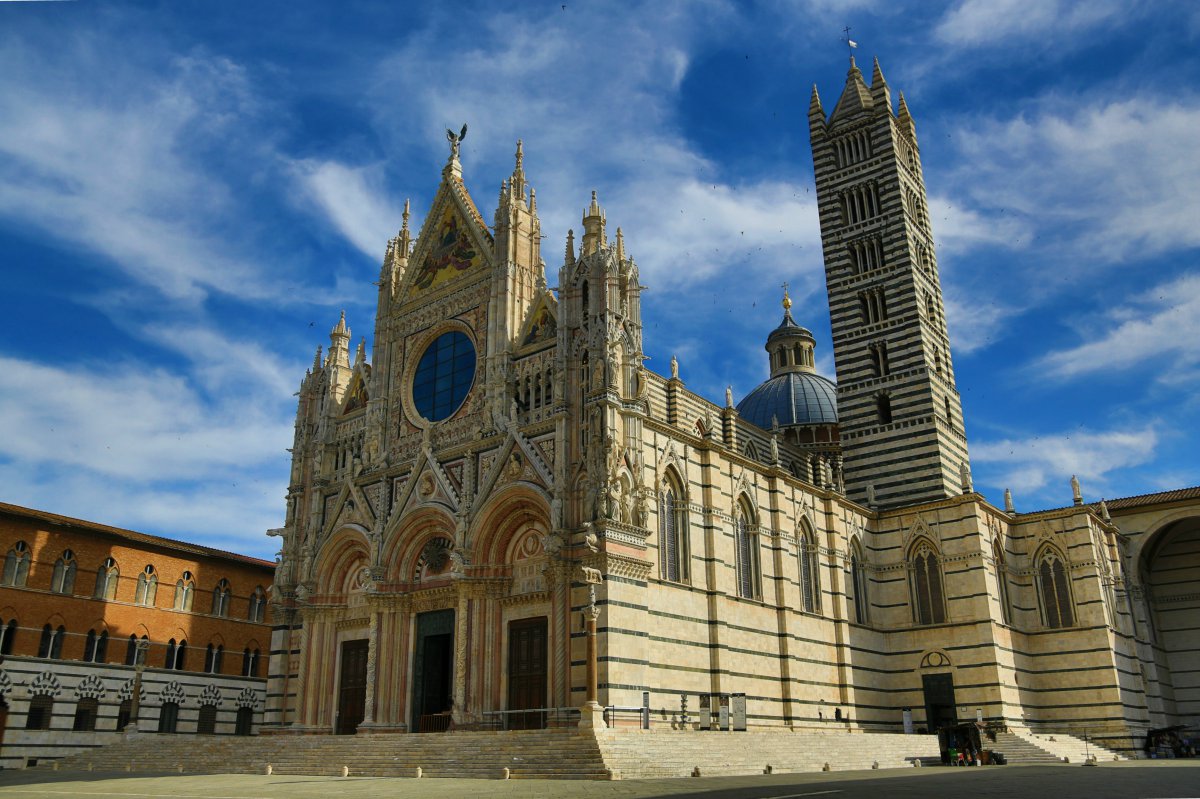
[0,763,1197,799]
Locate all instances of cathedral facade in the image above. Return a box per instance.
[265,58,1199,753]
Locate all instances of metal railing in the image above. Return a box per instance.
[478,707,581,731]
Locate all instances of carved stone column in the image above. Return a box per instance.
[292,614,312,727]
[361,607,379,726]
[452,588,470,724]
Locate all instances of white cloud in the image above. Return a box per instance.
[0,42,280,303]
[289,159,406,262]
[935,0,1131,48]
[1037,273,1200,379]
[972,424,1159,502]
[947,96,1200,264]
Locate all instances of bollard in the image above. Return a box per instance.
[126,763,133,772]
[87,763,94,772]
[764,764,773,775]
[822,762,830,772]
[265,764,273,775]
[692,766,702,777]
[177,765,183,773]
[872,761,879,770]
[52,762,59,772]
[341,765,349,778]
[913,760,922,768]
[414,767,422,778]
[501,767,511,780]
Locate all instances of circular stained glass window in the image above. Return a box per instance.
[412,331,476,422]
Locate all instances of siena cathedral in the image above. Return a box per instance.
[265,58,1200,753]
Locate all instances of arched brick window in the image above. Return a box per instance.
[248,586,266,622]
[94,558,119,600]
[211,579,232,617]
[135,565,158,606]
[51,550,76,594]
[798,520,821,614]
[2,541,30,587]
[174,571,195,611]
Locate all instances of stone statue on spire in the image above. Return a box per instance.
[446,123,468,160]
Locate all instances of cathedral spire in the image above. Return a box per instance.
[581,191,606,256]
[829,55,873,127]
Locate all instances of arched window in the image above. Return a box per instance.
[850,541,869,624]
[38,624,65,659]
[117,699,135,731]
[798,521,821,614]
[197,704,218,735]
[158,701,179,733]
[242,647,261,677]
[94,558,119,600]
[73,697,99,732]
[910,541,946,625]
[1038,550,1075,629]
[235,706,254,735]
[82,629,108,663]
[51,550,76,594]
[658,475,688,583]
[164,638,177,669]
[26,694,53,730]
[0,617,17,655]
[876,393,893,424]
[211,579,231,617]
[174,639,188,670]
[734,499,761,600]
[135,566,158,606]
[2,541,30,587]
[174,571,195,611]
[248,586,266,623]
[125,634,148,666]
[204,643,223,673]
[993,540,1012,625]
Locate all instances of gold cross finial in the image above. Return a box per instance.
[782,282,792,310]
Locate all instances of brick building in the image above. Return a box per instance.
[0,502,274,767]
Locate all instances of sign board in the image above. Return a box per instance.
[903,707,914,735]
[698,694,711,730]
[731,693,747,731]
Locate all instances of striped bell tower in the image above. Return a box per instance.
[809,56,970,508]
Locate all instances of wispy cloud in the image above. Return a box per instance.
[1037,273,1200,380]
[934,0,1133,49]
[0,39,282,303]
[972,424,1159,503]
[289,159,406,262]
[946,96,1200,264]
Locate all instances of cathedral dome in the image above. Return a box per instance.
[737,371,839,428]
[736,287,839,429]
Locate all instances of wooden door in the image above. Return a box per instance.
[922,672,957,732]
[337,639,368,735]
[507,617,547,730]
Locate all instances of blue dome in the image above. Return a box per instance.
[737,371,839,429]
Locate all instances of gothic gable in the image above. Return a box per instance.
[402,177,493,301]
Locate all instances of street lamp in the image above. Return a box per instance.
[124,638,152,734]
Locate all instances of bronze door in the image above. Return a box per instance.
[337,639,368,735]
[507,617,547,730]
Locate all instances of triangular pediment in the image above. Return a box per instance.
[517,290,558,348]
[402,171,494,301]
[341,363,371,415]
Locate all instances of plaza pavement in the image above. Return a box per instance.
[0,762,1196,799]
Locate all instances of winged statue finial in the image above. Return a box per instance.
[446,123,468,159]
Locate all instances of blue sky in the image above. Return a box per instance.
[1,0,1198,559]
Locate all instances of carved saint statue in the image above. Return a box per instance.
[670,354,679,380]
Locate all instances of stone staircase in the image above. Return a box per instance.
[999,731,1125,763]
[46,729,612,780]
[593,730,942,779]
[45,728,947,780]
